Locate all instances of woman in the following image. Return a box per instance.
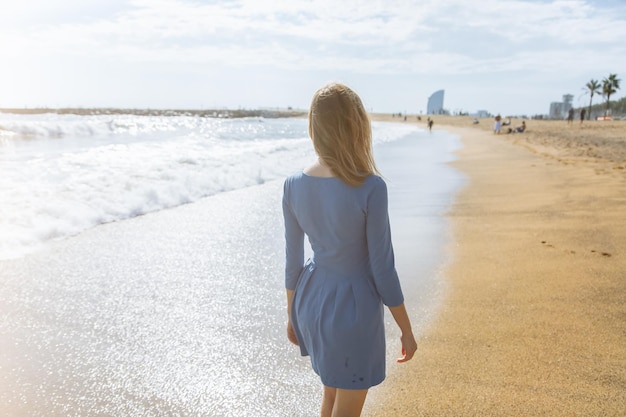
[282,83,417,417]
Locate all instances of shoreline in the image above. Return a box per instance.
[367,121,626,415]
[0,119,457,415]
[2,112,624,414]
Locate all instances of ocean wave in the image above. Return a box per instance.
[1,143,312,260]
[0,115,420,260]
[0,113,313,142]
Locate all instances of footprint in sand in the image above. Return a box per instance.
[591,250,612,257]
[540,241,582,255]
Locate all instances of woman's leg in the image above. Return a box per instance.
[321,386,336,417]
[331,388,368,417]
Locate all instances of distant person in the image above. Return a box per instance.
[567,108,574,124]
[427,117,434,131]
[494,114,502,134]
[580,108,586,124]
[472,118,479,124]
[283,82,417,417]
[506,121,526,134]
[502,118,511,126]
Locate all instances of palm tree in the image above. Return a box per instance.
[585,79,601,120]
[602,73,621,117]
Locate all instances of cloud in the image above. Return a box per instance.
[5,1,623,56]
[1,0,625,109]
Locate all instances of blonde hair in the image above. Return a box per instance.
[308,82,379,187]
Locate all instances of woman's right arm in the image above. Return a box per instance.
[365,178,417,361]
[388,303,417,363]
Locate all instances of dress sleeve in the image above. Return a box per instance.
[283,178,305,290]
[366,178,405,307]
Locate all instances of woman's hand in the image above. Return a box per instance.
[396,332,417,363]
[388,303,417,363]
[287,321,299,346]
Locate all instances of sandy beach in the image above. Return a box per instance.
[368,118,626,416]
[2,110,624,415]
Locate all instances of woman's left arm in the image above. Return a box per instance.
[283,179,303,346]
[286,289,298,345]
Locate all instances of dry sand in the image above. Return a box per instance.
[367,117,626,416]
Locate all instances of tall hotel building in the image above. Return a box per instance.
[427,90,445,114]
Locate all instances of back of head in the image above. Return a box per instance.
[308,83,378,187]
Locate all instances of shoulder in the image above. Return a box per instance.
[284,171,305,187]
[362,175,389,214]
[283,171,311,198]
[362,175,388,198]
[363,174,386,189]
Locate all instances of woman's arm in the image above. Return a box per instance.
[388,303,417,363]
[365,178,404,306]
[286,289,298,345]
[283,178,302,346]
[364,178,417,361]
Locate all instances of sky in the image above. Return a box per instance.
[1,0,625,116]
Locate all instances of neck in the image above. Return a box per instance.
[304,159,334,177]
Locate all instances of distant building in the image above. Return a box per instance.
[562,94,573,116]
[549,94,573,119]
[549,102,564,119]
[475,110,489,118]
[427,90,445,115]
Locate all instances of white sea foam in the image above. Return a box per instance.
[0,113,421,260]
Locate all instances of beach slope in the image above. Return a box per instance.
[369,123,626,416]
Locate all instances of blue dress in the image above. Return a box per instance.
[283,172,405,390]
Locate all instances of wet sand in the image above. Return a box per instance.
[0,120,461,416]
[367,118,626,415]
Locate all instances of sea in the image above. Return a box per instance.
[0,112,463,416]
